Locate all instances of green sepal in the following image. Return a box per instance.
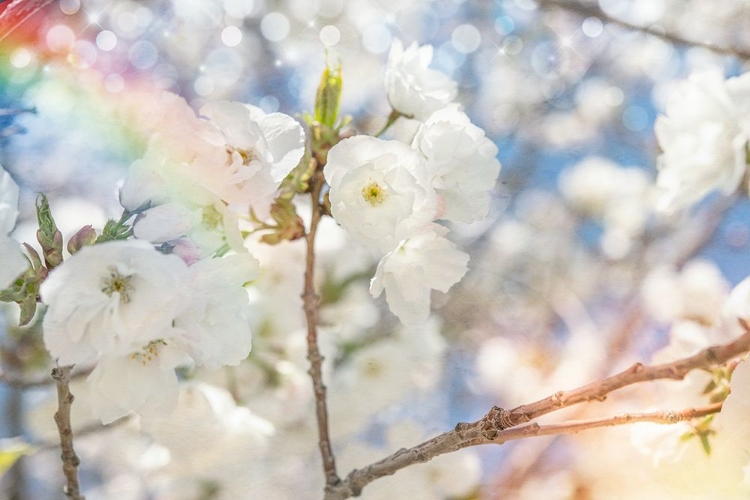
[96,213,133,243]
[35,194,63,269]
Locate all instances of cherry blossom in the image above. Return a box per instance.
[324,135,438,253]
[385,39,458,120]
[412,105,501,222]
[370,227,469,324]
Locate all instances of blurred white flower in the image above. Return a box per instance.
[141,383,273,479]
[719,273,750,339]
[655,70,750,212]
[385,39,458,120]
[325,136,438,253]
[198,101,305,217]
[0,165,27,288]
[370,228,468,324]
[641,259,729,326]
[413,106,501,222]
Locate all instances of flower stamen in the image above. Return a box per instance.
[130,340,168,366]
[362,181,387,205]
[101,266,135,304]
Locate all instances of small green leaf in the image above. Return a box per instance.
[19,294,37,327]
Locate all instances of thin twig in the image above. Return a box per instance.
[326,328,750,499]
[538,0,750,60]
[303,169,340,491]
[51,364,84,500]
[461,403,722,448]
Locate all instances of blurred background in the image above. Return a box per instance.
[2,0,750,498]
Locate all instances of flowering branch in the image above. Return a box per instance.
[51,364,85,500]
[326,328,750,499]
[303,168,340,490]
[539,0,750,60]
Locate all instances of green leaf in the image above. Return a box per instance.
[0,440,35,479]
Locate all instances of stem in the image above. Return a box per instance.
[538,0,750,60]
[374,110,402,138]
[51,365,85,500]
[303,170,340,490]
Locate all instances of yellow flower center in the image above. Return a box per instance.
[101,266,134,304]
[362,181,387,206]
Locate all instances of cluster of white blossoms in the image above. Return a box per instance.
[655,70,750,212]
[0,165,27,288]
[326,40,501,324]
[120,92,305,260]
[41,241,259,423]
[35,90,311,423]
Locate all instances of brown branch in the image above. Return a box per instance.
[303,169,340,491]
[538,0,750,60]
[462,403,722,448]
[51,365,84,500]
[326,328,750,499]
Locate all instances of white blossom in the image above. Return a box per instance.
[385,39,458,120]
[173,253,259,369]
[41,240,189,366]
[198,101,305,216]
[370,228,469,324]
[0,165,27,288]
[412,106,501,222]
[121,148,245,258]
[655,70,750,212]
[324,136,438,253]
[140,383,273,479]
[89,352,183,424]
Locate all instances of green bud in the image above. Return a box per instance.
[314,56,342,130]
[35,194,63,269]
[67,225,97,255]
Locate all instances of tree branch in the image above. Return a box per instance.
[326,327,750,499]
[538,0,750,60]
[51,364,84,500]
[461,403,722,448]
[303,169,340,491]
